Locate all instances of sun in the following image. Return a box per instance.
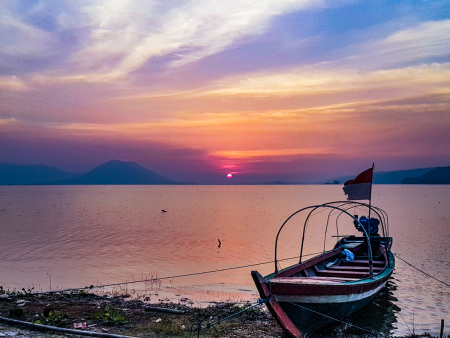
[227,173,233,178]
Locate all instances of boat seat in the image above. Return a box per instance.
[272,276,360,284]
[339,260,385,267]
[327,265,384,272]
[314,270,372,279]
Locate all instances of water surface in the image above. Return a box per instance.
[0,185,448,336]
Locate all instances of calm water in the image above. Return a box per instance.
[0,185,449,336]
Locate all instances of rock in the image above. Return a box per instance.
[0,294,9,300]
[43,306,54,317]
[9,308,24,318]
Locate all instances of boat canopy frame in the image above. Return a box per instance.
[274,201,390,277]
[321,201,389,253]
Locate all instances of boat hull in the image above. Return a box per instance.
[275,283,385,336]
[252,202,394,338]
[252,250,394,338]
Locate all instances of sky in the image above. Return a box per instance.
[1,0,450,184]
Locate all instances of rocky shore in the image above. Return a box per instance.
[0,290,440,338]
[0,290,286,337]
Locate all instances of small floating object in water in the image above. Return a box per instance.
[218,238,221,248]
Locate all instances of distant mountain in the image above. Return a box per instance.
[324,167,436,184]
[54,160,187,185]
[253,180,306,185]
[261,180,296,185]
[0,163,79,185]
[402,166,450,184]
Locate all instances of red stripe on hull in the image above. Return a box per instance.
[267,297,304,338]
[270,272,392,296]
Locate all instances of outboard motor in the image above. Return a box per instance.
[354,215,379,235]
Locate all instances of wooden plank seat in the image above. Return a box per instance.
[314,269,373,279]
[326,265,384,272]
[339,260,385,267]
[272,276,360,284]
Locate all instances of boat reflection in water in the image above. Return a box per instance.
[315,279,400,337]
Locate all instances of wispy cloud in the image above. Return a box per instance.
[0,13,54,58]
[355,19,450,68]
[110,19,450,101]
[214,148,332,158]
[83,0,325,79]
[1,0,328,83]
[128,62,450,101]
[0,118,17,126]
[0,76,28,91]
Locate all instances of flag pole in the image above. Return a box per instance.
[367,162,374,278]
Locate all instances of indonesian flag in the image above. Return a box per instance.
[343,167,373,200]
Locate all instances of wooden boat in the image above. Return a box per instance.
[252,201,394,338]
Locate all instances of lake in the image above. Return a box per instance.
[0,185,449,336]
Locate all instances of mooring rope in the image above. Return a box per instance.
[207,300,265,327]
[394,253,450,287]
[189,300,265,337]
[273,296,384,336]
[26,251,323,294]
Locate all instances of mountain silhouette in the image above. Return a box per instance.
[0,163,79,185]
[401,166,450,184]
[325,167,435,184]
[55,160,185,185]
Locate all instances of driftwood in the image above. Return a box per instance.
[0,316,137,338]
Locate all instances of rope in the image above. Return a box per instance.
[273,296,380,335]
[207,301,264,327]
[189,300,264,337]
[32,252,323,294]
[394,253,450,287]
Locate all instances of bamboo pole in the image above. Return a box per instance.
[0,316,137,338]
[367,163,375,278]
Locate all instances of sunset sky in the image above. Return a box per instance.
[1,0,450,183]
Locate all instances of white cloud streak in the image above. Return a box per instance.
[0,76,28,91]
[0,12,56,59]
[357,19,450,68]
[1,0,325,82]
[114,0,323,72]
[130,63,450,99]
[2,1,449,91]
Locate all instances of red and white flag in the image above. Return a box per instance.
[343,167,373,200]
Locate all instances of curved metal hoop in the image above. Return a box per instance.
[274,201,387,275]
